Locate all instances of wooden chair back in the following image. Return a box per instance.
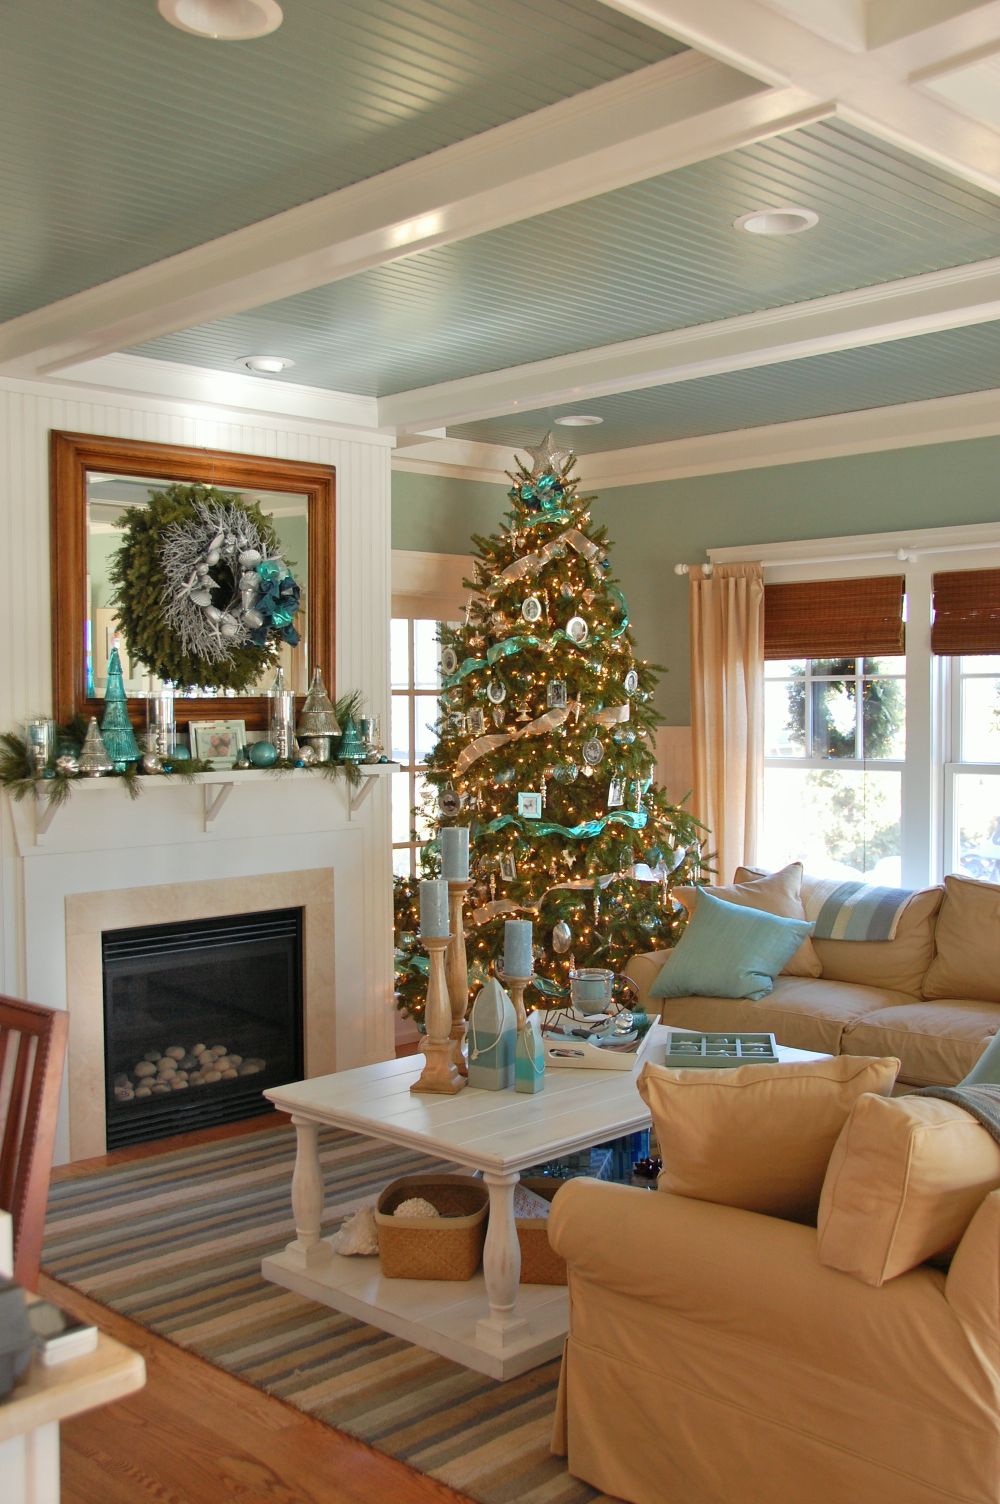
[0,996,68,1289]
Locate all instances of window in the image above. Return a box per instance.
[761,656,906,883]
[709,523,1000,888]
[390,616,457,877]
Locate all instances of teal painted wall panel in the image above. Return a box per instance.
[392,438,1000,723]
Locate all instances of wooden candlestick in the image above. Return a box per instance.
[446,880,471,1076]
[412,934,466,1095]
[505,975,531,1031]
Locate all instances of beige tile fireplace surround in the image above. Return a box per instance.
[7,772,394,1164]
[65,871,335,1161]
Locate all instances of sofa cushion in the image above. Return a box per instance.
[636,1053,899,1223]
[817,1092,1000,1286]
[802,879,943,994]
[842,1000,1000,1086]
[649,891,813,1003]
[923,874,1000,1004]
[655,976,915,1057]
[680,863,821,978]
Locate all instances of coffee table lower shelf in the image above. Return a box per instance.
[262,1246,568,1380]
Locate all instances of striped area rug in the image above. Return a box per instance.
[43,1125,609,1504]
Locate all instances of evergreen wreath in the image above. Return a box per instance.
[108,483,301,692]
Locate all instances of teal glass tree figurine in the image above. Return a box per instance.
[101,647,140,770]
[337,714,366,763]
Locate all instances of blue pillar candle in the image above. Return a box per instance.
[440,826,470,881]
[504,919,533,977]
[419,879,450,938]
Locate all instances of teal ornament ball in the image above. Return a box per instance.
[249,740,278,768]
[171,745,191,761]
[42,767,56,780]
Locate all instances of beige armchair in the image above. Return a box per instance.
[549,1178,1000,1504]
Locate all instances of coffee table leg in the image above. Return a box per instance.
[286,1116,332,1268]
[476,1169,529,1354]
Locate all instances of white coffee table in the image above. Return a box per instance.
[262,1026,828,1379]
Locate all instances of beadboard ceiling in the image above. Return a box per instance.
[3,0,1000,479]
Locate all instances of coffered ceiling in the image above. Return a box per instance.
[3,0,1000,482]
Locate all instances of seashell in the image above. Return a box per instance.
[330,1205,379,1256]
[219,615,239,639]
[206,549,221,567]
[205,605,223,624]
[197,561,212,576]
[210,531,225,551]
[190,588,213,607]
[239,548,262,567]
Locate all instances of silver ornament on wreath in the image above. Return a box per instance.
[55,753,80,776]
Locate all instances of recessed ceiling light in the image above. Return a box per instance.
[733,206,819,236]
[554,414,604,427]
[240,355,295,375]
[158,0,283,41]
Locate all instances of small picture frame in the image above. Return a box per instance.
[467,707,486,735]
[189,719,246,769]
[446,711,467,735]
[486,678,507,704]
[517,791,543,819]
[440,646,459,677]
[499,853,517,881]
[521,595,543,624]
[546,679,568,709]
[565,615,589,643]
[624,668,640,694]
[607,778,625,808]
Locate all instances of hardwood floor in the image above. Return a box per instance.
[42,1108,473,1504]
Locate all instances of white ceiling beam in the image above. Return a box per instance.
[391,385,1000,487]
[378,255,1000,431]
[595,0,1000,193]
[0,54,824,380]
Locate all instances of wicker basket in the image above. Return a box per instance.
[375,1174,489,1281]
[516,1177,567,1285]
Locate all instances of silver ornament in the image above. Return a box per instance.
[218,614,239,639]
[298,743,317,766]
[55,753,79,775]
[141,751,163,774]
[552,920,573,954]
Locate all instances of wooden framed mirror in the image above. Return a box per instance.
[50,432,335,733]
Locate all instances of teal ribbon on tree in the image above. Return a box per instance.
[484,809,648,839]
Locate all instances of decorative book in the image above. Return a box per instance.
[662,1031,779,1068]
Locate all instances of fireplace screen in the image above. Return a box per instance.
[102,908,303,1149]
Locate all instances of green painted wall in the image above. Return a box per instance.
[392,436,1000,723]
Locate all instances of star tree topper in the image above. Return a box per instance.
[517,431,572,480]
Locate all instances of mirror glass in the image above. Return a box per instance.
[85,473,310,698]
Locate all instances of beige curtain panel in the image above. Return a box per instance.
[690,563,764,884]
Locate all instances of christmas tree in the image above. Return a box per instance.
[101,647,140,769]
[395,436,705,1023]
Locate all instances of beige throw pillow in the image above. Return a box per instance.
[817,1092,1000,1285]
[679,862,821,978]
[922,874,1000,1004]
[636,1053,899,1224]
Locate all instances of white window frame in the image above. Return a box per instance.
[710,521,1000,887]
[391,550,470,878]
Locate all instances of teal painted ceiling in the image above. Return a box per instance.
[130,121,1000,396]
[0,0,681,321]
[447,319,1000,451]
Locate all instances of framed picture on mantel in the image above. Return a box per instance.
[189,720,246,769]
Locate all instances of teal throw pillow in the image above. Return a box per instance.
[650,890,814,1002]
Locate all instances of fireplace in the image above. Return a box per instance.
[102,908,303,1149]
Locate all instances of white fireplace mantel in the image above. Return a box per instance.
[5,765,396,1163]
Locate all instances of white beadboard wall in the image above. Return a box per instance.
[0,376,396,1064]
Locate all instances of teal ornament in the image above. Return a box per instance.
[42,767,56,780]
[294,758,305,768]
[613,727,637,746]
[162,762,173,773]
[249,740,278,768]
[171,745,191,761]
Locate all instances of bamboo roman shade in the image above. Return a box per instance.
[931,569,1000,655]
[763,576,905,660]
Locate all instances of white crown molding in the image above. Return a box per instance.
[389,386,1000,488]
[0,359,393,448]
[46,353,382,432]
[380,255,1000,432]
[0,56,822,380]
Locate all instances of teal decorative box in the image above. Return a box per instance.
[663,1032,779,1068]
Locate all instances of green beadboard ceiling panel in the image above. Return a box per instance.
[131,121,1000,395]
[447,320,1000,452]
[0,0,681,321]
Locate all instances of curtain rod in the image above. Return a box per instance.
[674,541,992,577]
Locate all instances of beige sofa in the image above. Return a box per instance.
[549,1176,1000,1504]
[627,873,1000,1088]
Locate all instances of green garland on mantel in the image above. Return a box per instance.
[0,694,368,806]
